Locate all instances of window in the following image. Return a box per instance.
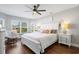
[0,18,5,28]
[11,20,20,33]
[21,22,27,33]
[11,20,27,34]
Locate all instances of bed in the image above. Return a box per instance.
[21,30,57,54]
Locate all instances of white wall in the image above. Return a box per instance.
[53,6,79,47]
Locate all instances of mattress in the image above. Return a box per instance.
[21,32,56,42]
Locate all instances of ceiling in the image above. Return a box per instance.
[0,4,78,19]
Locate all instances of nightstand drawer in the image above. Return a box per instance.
[59,36,67,43]
[61,38,67,43]
[66,38,71,44]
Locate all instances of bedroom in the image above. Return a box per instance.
[0,4,79,54]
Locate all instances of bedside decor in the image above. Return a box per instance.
[58,20,72,47]
[61,21,70,34]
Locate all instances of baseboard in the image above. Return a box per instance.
[72,44,79,48]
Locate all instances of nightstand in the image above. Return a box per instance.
[58,33,72,47]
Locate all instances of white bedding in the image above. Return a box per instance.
[21,32,57,54]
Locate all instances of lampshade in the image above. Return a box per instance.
[62,22,70,30]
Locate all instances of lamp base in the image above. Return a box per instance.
[63,30,67,34]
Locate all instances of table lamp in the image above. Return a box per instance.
[62,21,70,34]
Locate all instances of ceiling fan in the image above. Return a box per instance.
[25,4,46,15]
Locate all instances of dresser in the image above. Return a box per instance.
[0,30,5,54]
[58,33,72,47]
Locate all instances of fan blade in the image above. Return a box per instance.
[25,5,33,10]
[24,11,32,12]
[36,4,40,9]
[35,10,41,15]
[37,10,46,12]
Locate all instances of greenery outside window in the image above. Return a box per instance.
[11,20,27,34]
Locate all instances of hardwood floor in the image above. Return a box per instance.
[5,40,79,54]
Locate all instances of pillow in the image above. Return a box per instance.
[42,30,50,34]
[37,29,42,32]
[50,30,57,34]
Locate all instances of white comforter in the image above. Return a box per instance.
[21,32,57,53]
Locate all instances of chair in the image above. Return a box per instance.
[5,30,20,44]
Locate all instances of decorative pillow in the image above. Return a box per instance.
[37,29,43,32]
[50,30,57,34]
[42,30,50,33]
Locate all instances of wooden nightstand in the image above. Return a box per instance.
[59,33,72,47]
